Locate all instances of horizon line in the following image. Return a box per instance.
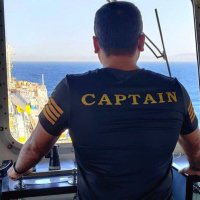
[12,60,197,63]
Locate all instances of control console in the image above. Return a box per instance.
[0,159,77,200]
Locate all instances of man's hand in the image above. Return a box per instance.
[179,128,200,175]
[180,166,200,176]
[7,165,32,181]
[7,122,59,181]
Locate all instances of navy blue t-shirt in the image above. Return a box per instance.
[39,68,198,200]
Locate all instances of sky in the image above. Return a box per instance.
[4,0,197,62]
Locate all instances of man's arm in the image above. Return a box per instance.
[8,122,59,180]
[179,127,200,176]
[8,77,70,180]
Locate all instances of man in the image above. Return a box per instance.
[8,1,200,200]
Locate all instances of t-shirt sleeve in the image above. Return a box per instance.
[39,77,70,136]
[180,83,198,135]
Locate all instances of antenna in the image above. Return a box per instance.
[145,9,172,77]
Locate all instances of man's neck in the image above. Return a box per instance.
[100,52,139,71]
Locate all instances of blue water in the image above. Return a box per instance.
[12,61,200,119]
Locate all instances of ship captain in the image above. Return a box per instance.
[7,1,200,200]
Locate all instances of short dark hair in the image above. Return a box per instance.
[94,1,143,56]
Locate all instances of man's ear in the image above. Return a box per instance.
[137,33,145,52]
[93,36,100,53]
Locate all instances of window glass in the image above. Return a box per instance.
[4,0,102,144]
[4,0,199,144]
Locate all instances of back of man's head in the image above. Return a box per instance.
[94,1,143,56]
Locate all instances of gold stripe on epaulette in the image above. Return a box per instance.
[45,105,57,121]
[50,98,63,114]
[43,108,55,125]
[188,103,193,114]
[188,102,192,112]
[188,102,195,119]
[189,108,194,118]
[48,103,60,118]
[191,112,196,123]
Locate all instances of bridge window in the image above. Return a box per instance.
[4,1,102,144]
[3,0,199,144]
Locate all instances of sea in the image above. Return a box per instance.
[12,61,200,120]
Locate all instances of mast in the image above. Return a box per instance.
[42,74,45,86]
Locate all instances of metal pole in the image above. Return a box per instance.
[155,9,172,77]
[191,0,200,91]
